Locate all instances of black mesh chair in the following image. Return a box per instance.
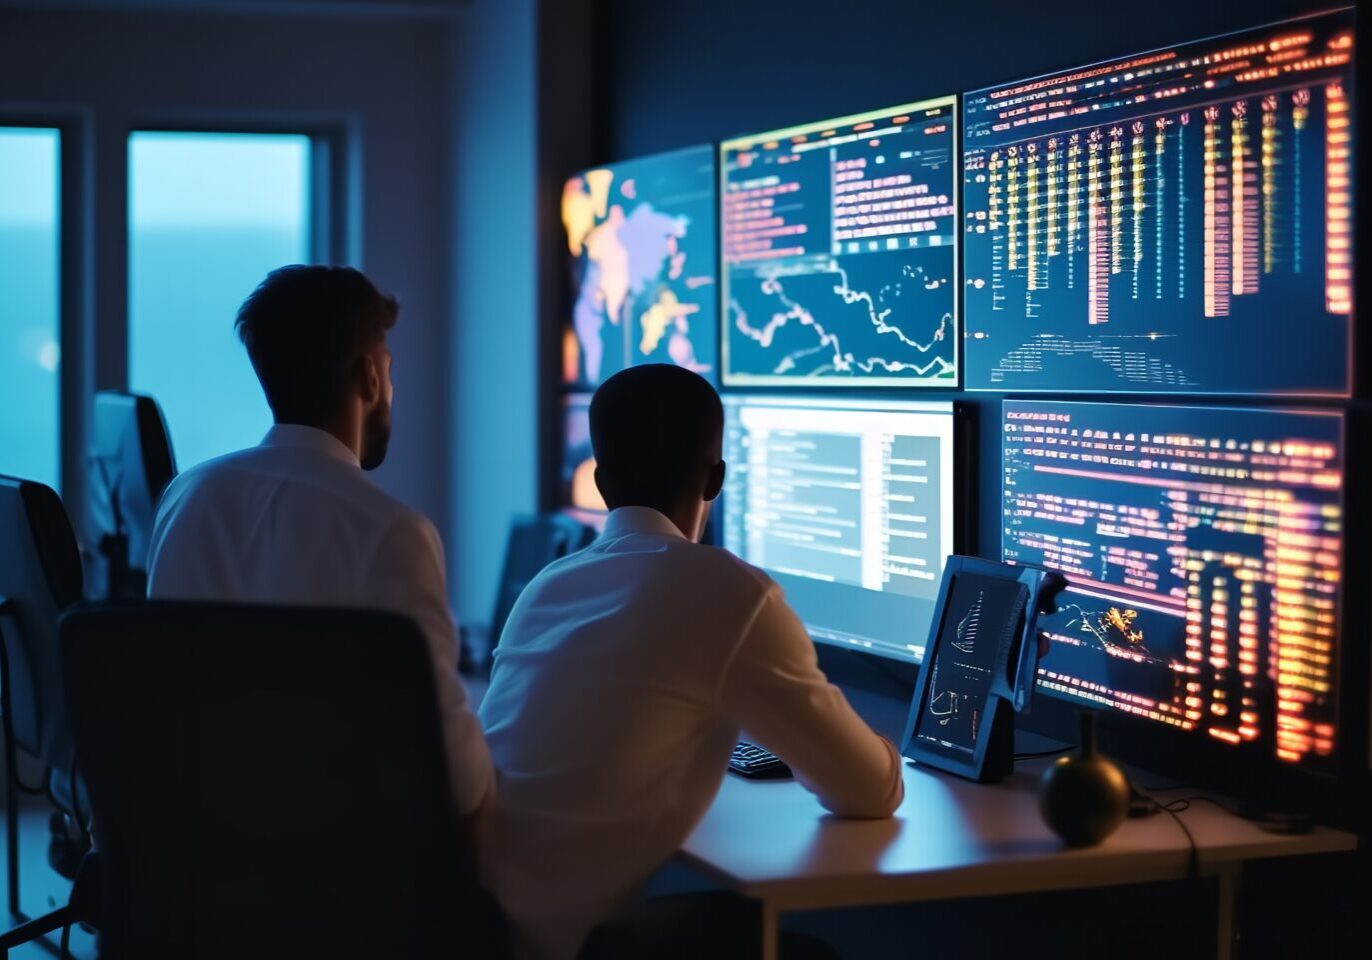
[0,476,89,922]
[19,602,509,959]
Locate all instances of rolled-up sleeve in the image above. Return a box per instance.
[372,515,495,816]
[719,585,904,819]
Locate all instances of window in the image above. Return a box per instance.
[128,131,313,470]
[0,127,61,488]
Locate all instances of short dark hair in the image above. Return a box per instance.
[589,365,723,508]
[235,265,398,426]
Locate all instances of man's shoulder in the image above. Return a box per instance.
[157,446,429,537]
[686,540,777,591]
[590,533,778,598]
[155,448,265,514]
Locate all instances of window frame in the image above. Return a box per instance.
[121,115,357,472]
[125,113,358,278]
[0,108,356,540]
[0,111,92,511]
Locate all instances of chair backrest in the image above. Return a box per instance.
[89,390,177,597]
[0,476,84,768]
[60,602,506,959]
[489,513,595,648]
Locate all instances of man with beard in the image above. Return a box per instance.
[146,265,493,817]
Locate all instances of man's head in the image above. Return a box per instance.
[235,265,397,470]
[589,364,725,541]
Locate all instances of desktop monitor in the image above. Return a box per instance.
[1001,400,1344,771]
[561,145,717,387]
[720,95,960,386]
[963,8,1355,395]
[560,393,607,527]
[88,391,177,598]
[722,396,957,662]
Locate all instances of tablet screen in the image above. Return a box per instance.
[912,574,1027,759]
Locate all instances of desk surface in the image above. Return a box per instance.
[679,760,1357,912]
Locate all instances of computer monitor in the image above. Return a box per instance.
[963,8,1354,395]
[560,393,607,528]
[1002,400,1344,771]
[88,391,177,598]
[722,396,957,662]
[720,95,959,387]
[561,144,717,387]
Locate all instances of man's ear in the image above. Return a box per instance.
[593,464,613,507]
[704,460,726,502]
[357,353,381,405]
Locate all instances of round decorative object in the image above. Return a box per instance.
[1038,714,1131,847]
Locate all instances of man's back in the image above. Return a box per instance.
[148,424,493,814]
[479,506,903,959]
[151,426,418,604]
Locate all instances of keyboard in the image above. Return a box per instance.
[728,740,792,780]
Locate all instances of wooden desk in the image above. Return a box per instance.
[679,760,1356,960]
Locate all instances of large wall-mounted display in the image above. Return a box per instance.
[723,396,957,662]
[561,145,717,387]
[721,96,959,386]
[964,9,1354,395]
[1002,400,1343,769]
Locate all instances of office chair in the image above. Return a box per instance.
[0,602,508,959]
[488,513,596,654]
[88,391,177,599]
[0,476,90,923]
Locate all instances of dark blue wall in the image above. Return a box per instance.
[599,0,1339,158]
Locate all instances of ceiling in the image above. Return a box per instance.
[0,0,470,16]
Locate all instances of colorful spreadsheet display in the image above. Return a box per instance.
[964,10,1354,395]
[1002,400,1343,769]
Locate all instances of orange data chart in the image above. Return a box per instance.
[962,8,1355,395]
[1002,401,1343,770]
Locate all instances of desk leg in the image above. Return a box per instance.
[1216,864,1243,960]
[760,900,779,960]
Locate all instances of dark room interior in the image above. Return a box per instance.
[0,1,1366,957]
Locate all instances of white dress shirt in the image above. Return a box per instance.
[146,424,493,815]
[478,506,904,960]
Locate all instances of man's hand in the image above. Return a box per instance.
[1037,630,1052,660]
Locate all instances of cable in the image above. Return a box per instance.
[1133,788,1199,880]
[1013,746,1074,760]
[1159,800,1199,879]
[1179,794,1245,820]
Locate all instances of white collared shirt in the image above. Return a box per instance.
[146,424,493,815]
[478,506,904,960]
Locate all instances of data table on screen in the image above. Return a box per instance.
[721,97,959,387]
[1002,400,1343,770]
[963,9,1354,395]
[723,397,956,662]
